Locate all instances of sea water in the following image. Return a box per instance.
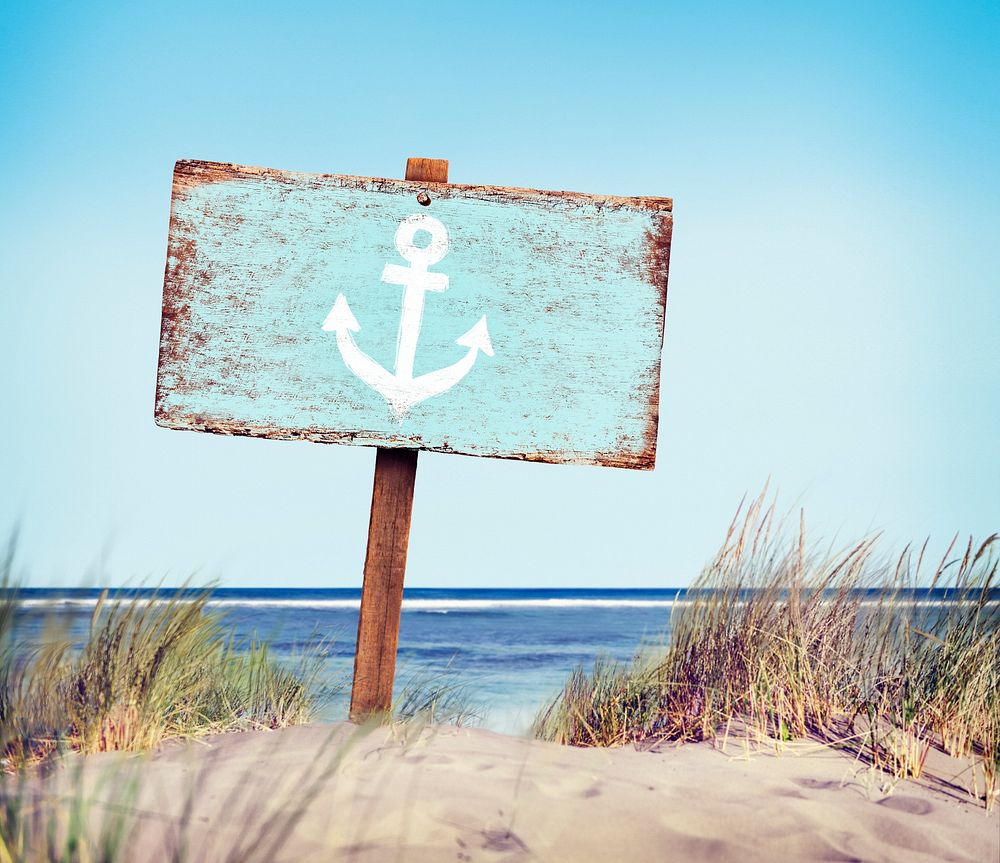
[10,587,992,735]
[10,587,682,734]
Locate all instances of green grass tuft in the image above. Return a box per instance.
[1,580,329,768]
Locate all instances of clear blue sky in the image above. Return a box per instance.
[1,1,997,587]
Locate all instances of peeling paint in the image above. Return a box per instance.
[156,160,673,470]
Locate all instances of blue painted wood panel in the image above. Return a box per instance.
[156,161,672,469]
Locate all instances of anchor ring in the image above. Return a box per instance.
[395,214,449,267]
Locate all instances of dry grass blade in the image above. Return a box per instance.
[534,495,999,810]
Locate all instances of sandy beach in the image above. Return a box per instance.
[30,722,996,863]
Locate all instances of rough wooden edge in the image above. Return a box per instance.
[151,413,656,470]
[154,170,189,425]
[639,211,673,466]
[171,159,673,213]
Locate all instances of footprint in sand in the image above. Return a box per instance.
[877,796,934,815]
[481,828,530,854]
[793,777,842,791]
[403,753,454,765]
[774,787,808,799]
[526,773,604,799]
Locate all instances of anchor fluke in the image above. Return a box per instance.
[321,294,360,333]
[456,316,494,357]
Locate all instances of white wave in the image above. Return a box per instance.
[13,597,998,612]
[15,598,679,610]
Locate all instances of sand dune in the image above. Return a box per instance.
[38,723,999,862]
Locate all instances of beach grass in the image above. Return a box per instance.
[533,492,999,808]
[393,665,485,728]
[0,578,329,769]
[0,557,340,861]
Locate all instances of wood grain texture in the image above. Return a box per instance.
[350,447,419,720]
[348,158,445,721]
[405,157,448,183]
[156,159,672,469]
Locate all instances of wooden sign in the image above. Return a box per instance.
[156,160,672,470]
[156,157,673,720]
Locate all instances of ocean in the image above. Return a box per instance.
[10,587,684,734]
[9,586,994,735]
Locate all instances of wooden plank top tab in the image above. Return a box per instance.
[406,157,448,183]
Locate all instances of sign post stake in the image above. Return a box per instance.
[348,156,449,722]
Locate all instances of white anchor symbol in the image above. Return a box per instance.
[322,214,494,417]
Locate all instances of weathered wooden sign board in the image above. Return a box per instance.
[156,157,672,719]
[156,160,671,469]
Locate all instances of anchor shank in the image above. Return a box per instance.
[394,280,428,381]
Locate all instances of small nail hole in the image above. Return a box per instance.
[417,191,431,206]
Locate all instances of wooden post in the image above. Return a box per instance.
[348,156,449,721]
